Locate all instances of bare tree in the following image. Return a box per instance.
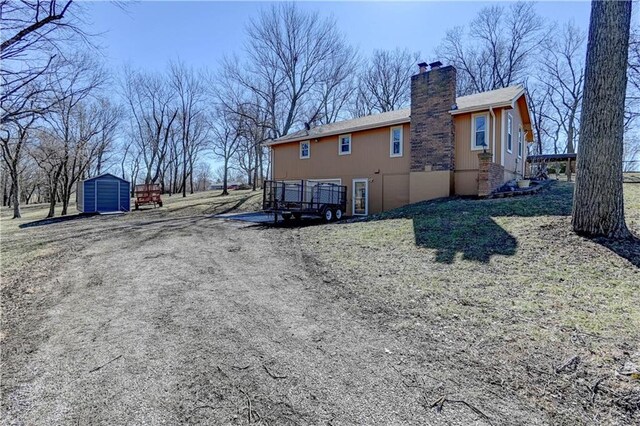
[1,115,37,218]
[32,54,107,217]
[170,61,209,197]
[210,108,242,195]
[626,22,640,127]
[526,84,552,156]
[122,67,178,185]
[353,48,418,115]
[223,3,352,138]
[572,0,632,239]
[437,2,545,95]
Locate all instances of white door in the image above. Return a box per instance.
[352,179,368,216]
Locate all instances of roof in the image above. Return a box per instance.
[267,108,410,146]
[83,173,130,183]
[527,153,577,162]
[267,85,526,146]
[451,86,525,115]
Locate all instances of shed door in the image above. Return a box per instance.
[96,180,119,212]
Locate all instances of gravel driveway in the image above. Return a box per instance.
[2,213,541,425]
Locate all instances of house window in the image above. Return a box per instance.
[518,127,523,158]
[339,134,351,155]
[507,113,513,153]
[300,141,310,159]
[390,126,403,157]
[471,113,489,150]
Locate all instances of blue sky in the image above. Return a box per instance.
[84,1,593,73]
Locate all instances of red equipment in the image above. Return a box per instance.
[134,184,163,210]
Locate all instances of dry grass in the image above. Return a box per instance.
[0,189,262,269]
[298,181,640,424]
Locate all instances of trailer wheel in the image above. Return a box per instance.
[323,208,333,222]
[282,213,292,222]
[293,213,302,220]
[158,201,163,208]
[335,208,343,220]
[135,202,139,210]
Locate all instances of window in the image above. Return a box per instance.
[507,113,513,153]
[517,127,523,158]
[339,134,351,155]
[300,140,310,159]
[390,126,403,157]
[471,113,489,150]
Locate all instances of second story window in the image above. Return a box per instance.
[518,127,523,158]
[507,113,513,153]
[390,126,403,157]
[472,113,488,150]
[339,134,351,155]
[300,140,310,159]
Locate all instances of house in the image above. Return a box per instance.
[266,62,533,216]
[77,173,130,213]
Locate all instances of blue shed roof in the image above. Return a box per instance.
[83,173,130,184]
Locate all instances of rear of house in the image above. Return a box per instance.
[267,62,533,216]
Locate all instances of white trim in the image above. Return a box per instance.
[501,110,506,167]
[489,107,496,162]
[338,134,351,155]
[517,125,523,159]
[470,112,489,151]
[389,126,403,157]
[506,112,513,154]
[299,140,310,159]
[352,178,368,216]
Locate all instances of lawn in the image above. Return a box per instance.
[1,182,638,425]
[298,181,640,424]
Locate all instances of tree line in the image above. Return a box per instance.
[2,1,639,220]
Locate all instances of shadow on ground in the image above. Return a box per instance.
[365,182,579,264]
[18,213,98,229]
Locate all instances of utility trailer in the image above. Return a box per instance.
[263,180,347,223]
[134,184,163,210]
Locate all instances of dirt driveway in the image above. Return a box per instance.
[1,211,545,425]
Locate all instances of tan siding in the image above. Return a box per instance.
[272,123,411,215]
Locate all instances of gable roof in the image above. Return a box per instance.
[451,85,525,115]
[267,85,526,146]
[83,173,130,183]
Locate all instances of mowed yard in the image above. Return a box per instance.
[1,182,639,425]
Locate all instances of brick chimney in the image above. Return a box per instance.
[409,63,456,172]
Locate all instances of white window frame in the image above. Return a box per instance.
[517,126,523,158]
[471,112,489,151]
[299,140,310,159]
[338,134,351,155]
[352,178,368,216]
[389,126,403,157]
[506,112,513,153]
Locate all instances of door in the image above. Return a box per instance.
[352,179,368,216]
[96,180,119,212]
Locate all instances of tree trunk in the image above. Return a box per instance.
[572,0,632,239]
[11,171,21,218]
[222,159,229,196]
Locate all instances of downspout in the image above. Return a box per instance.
[491,107,496,163]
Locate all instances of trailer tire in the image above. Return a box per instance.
[335,208,343,220]
[323,208,334,222]
[158,201,163,208]
[293,213,302,220]
[282,213,292,222]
